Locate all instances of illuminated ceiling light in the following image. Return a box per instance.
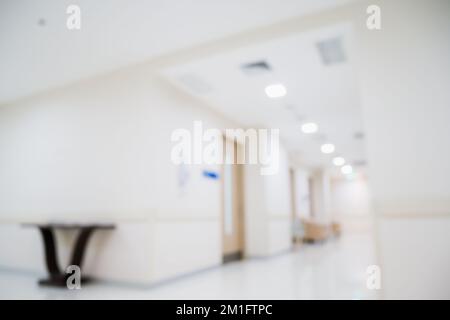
[301,122,318,134]
[321,143,335,154]
[341,165,353,175]
[333,157,345,166]
[265,83,287,98]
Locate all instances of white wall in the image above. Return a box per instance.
[265,147,292,254]
[244,163,268,256]
[245,146,292,257]
[330,176,372,232]
[309,169,332,224]
[356,0,450,299]
[0,63,232,283]
[293,169,311,219]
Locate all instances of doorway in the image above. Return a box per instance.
[289,168,298,244]
[222,137,244,263]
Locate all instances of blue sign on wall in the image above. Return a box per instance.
[203,170,220,180]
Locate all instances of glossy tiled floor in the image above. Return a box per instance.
[0,233,379,299]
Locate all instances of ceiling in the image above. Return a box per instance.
[0,0,355,105]
[162,23,366,169]
[0,0,365,171]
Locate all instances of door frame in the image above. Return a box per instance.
[221,135,245,263]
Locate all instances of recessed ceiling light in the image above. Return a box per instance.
[333,157,345,166]
[301,122,318,134]
[321,143,335,154]
[265,83,286,98]
[341,165,353,175]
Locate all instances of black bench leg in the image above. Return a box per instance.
[68,227,96,284]
[38,227,97,287]
[38,227,66,286]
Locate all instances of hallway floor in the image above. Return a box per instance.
[0,233,379,299]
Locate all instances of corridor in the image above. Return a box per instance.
[1,0,449,301]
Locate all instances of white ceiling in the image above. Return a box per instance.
[162,23,366,169]
[0,0,354,105]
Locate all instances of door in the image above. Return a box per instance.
[222,138,244,263]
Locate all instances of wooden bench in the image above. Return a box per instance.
[301,219,331,243]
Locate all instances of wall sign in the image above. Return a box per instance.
[202,170,219,180]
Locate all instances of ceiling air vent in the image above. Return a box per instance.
[177,73,213,95]
[316,37,346,65]
[353,160,367,167]
[240,60,271,76]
